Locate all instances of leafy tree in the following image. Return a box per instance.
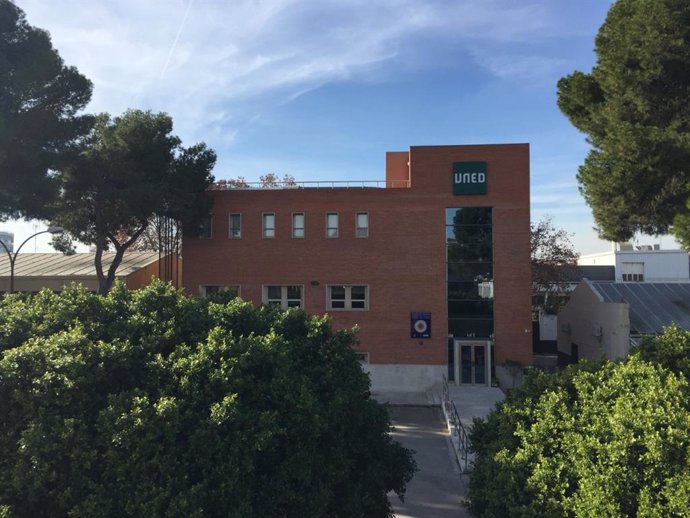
[635,323,690,377]
[52,110,215,294]
[531,216,579,314]
[212,173,296,190]
[125,215,181,253]
[0,0,92,220]
[0,281,416,517]
[468,327,690,518]
[557,0,690,248]
[211,176,249,189]
[259,172,296,188]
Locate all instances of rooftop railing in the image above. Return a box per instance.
[210,179,410,190]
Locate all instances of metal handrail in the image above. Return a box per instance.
[449,400,470,472]
[442,374,471,472]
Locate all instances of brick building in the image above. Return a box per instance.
[182,144,532,391]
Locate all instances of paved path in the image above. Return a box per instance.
[388,406,471,518]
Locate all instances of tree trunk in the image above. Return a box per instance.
[96,223,148,295]
[95,239,108,295]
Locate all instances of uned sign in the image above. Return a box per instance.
[452,161,487,195]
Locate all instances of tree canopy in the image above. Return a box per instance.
[531,217,579,314]
[0,281,416,517]
[0,0,92,220]
[52,110,216,294]
[557,0,690,248]
[468,325,690,517]
[128,216,181,253]
[211,173,297,190]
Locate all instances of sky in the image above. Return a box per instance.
[2,0,681,255]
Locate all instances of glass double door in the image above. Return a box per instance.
[454,340,490,385]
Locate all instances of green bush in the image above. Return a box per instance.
[0,281,415,517]
[469,327,690,518]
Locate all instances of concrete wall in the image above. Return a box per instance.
[2,258,172,293]
[557,281,630,361]
[578,251,616,266]
[615,250,689,282]
[363,364,446,393]
[578,250,689,282]
[0,276,100,293]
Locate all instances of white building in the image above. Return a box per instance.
[578,242,689,283]
[557,281,690,363]
[0,231,14,253]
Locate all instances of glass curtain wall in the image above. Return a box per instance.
[446,208,494,339]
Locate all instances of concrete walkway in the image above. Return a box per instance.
[441,385,505,472]
[379,386,505,517]
[372,384,504,426]
[388,406,471,518]
[447,385,505,429]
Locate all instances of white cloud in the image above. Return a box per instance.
[15,0,564,147]
[476,54,567,84]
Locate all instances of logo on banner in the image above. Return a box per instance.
[411,312,431,339]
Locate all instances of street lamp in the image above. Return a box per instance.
[0,226,64,293]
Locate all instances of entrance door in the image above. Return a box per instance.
[455,341,490,385]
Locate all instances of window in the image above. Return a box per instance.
[198,217,213,239]
[263,213,275,238]
[199,285,239,298]
[621,262,644,282]
[327,285,368,310]
[622,273,644,282]
[356,212,369,237]
[326,213,338,238]
[292,213,305,238]
[229,213,241,239]
[263,285,303,308]
[354,352,370,363]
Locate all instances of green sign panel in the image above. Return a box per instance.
[452,161,487,195]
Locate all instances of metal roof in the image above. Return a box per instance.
[590,281,690,335]
[0,252,161,278]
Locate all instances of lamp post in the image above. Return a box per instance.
[0,226,64,293]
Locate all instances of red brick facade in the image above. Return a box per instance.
[182,144,532,384]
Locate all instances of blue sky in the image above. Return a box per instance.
[4,0,680,254]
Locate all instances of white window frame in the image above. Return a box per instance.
[199,285,240,298]
[326,212,339,238]
[356,212,369,238]
[327,285,369,310]
[263,213,275,239]
[262,285,303,309]
[292,212,305,239]
[229,213,241,239]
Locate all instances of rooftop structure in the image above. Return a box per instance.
[579,245,689,283]
[557,279,690,363]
